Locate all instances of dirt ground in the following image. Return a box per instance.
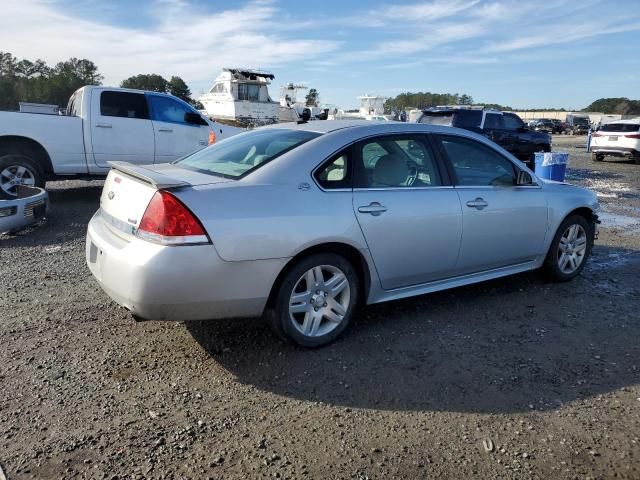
[1,135,639,479]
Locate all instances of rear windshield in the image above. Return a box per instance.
[176,129,320,179]
[599,123,640,133]
[419,113,453,126]
[418,110,482,129]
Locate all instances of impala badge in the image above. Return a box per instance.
[107,191,115,200]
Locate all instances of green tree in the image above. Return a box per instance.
[167,76,192,102]
[305,88,319,107]
[583,98,640,115]
[120,74,168,93]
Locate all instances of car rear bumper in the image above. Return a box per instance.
[86,211,287,321]
[0,187,48,234]
[591,146,639,157]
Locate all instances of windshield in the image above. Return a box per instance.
[419,113,453,126]
[599,123,640,133]
[176,129,320,179]
[573,117,589,126]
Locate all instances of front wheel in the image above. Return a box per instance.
[543,215,593,282]
[591,153,604,162]
[268,253,360,348]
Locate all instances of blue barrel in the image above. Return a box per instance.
[534,152,569,182]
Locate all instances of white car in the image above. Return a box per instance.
[591,119,640,164]
[0,86,241,196]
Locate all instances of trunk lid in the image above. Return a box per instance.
[99,162,231,239]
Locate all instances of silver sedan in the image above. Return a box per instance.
[86,121,599,347]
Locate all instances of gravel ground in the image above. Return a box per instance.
[1,135,639,479]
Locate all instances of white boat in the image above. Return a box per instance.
[334,95,390,121]
[278,83,326,122]
[198,68,279,126]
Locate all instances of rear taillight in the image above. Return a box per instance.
[208,130,216,145]
[625,133,640,139]
[591,131,603,137]
[137,191,209,245]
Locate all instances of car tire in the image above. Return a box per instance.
[591,153,604,162]
[0,154,45,197]
[268,253,360,348]
[543,214,593,282]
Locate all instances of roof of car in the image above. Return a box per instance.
[263,119,403,134]
[605,118,640,125]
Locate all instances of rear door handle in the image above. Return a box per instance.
[96,123,112,128]
[466,198,488,210]
[158,127,173,132]
[358,202,387,216]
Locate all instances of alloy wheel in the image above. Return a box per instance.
[557,224,587,274]
[0,165,36,196]
[288,265,351,338]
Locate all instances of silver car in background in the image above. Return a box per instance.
[86,121,599,347]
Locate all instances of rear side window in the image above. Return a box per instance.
[177,129,320,179]
[148,95,192,124]
[437,135,516,187]
[315,151,351,189]
[452,110,482,129]
[599,123,640,133]
[100,91,149,119]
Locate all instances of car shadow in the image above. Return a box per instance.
[0,182,101,247]
[187,245,640,414]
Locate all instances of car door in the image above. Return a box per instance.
[502,112,529,160]
[352,134,463,290]
[90,90,155,167]
[434,134,548,274]
[147,95,210,163]
[483,112,516,153]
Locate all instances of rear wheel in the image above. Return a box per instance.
[0,154,45,197]
[591,153,604,162]
[267,253,359,348]
[543,215,593,282]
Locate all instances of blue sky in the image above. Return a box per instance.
[2,0,639,109]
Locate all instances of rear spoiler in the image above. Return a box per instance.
[108,162,190,189]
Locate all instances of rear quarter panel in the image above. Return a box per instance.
[176,182,367,262]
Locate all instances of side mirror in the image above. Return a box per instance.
[517,170,534,186]
[184,112,208,126]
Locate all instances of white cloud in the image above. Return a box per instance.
[0,0,339,92]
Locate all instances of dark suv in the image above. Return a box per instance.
[417,108,551,169]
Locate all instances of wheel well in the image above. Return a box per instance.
[566,207,597,225]
[0,136,53,174]
[265,242,372,309]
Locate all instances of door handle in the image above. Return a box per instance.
[358,202,387,216]
[96,123,112,128]
[466,198,488,210]
[158,128,173,132]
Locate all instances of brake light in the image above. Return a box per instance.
[208,130,216,145]
[137,191,209,245]
[591,131,603,137]
[624,133,640,139]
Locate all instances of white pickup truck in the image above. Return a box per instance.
[0,85,241,197]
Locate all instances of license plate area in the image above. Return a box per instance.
[609,136,618,141]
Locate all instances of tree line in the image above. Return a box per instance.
[0,52,201,111]
[582,98,640,115]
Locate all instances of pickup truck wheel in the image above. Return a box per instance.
[0,154,44,197]
[591,153,604,162]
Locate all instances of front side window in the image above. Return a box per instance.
[483,113,503,129]
[356,136,442,188]
[315,151,351,189]
[452,110,482,129]
[100,91,149,119]
[437,135,516,187]
[149,96,192,124]
[503,113,524,130]
[177,129,320,179]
